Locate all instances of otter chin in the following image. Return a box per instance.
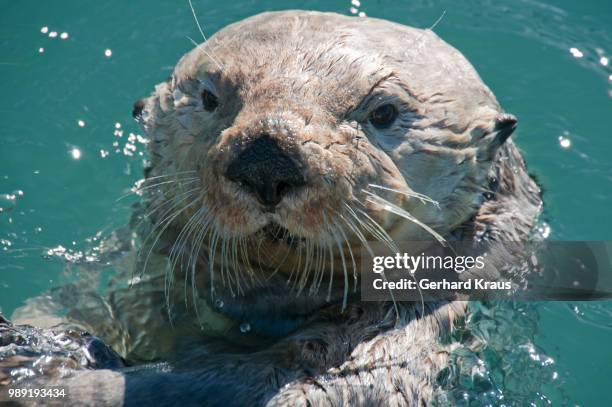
[4,10,541,406]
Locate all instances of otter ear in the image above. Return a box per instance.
[132,77,174,124]
[132,98,146,121]
[492,113,518,147]
[477,113,518,160]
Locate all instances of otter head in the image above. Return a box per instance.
[134,11,517,293]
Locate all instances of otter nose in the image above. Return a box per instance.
[225,136,305,207]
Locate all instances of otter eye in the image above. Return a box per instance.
[369,104,398,129]
[201,89,219,112]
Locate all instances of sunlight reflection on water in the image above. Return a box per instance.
[0,0,611,404]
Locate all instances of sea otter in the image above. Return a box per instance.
[0,10,541,406]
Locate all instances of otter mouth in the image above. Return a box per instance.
[259,223,305,247]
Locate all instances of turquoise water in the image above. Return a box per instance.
[1,0,611,404]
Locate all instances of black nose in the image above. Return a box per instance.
[225,136,305,207]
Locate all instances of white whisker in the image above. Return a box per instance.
[186,0,225,70]
[341,203,402,320]
[367,184,440,208]
[116,177,199,202]
[331,220,349,311]
[363,190,446,245]
[140,193,200,280]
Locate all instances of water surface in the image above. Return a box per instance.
[1,0,611,404]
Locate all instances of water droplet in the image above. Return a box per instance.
[104,49,112,57]
[0,194,16,213]
[558,136,571,149]
[239,322,251,333]
[70,148,82,160]
[127,276,141,286]
[536,222,551,239]
[569,47,583,58]
[214,299,224,308]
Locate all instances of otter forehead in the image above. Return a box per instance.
[171,11,499,122]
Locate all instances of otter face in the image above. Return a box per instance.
[135,11,516,278]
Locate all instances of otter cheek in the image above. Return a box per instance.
[358,145,407,200]
[396,150,471,204]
